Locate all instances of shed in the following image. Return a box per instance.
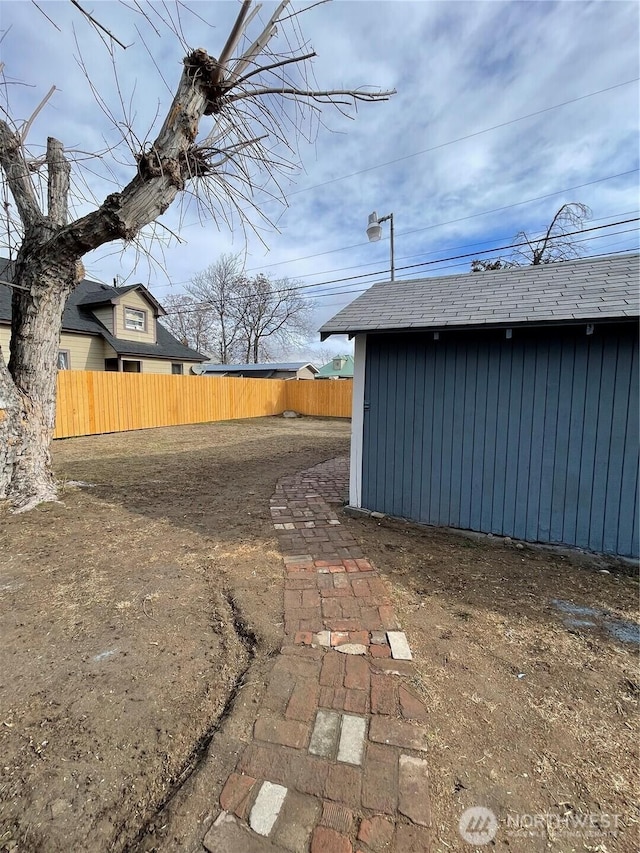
[320,253,639,558]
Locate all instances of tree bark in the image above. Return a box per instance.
[0,251,78,508]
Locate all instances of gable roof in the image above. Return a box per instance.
[317,354,354,378]
[320,253,640,339]
[75,281,166,316]
[0,259,205,362]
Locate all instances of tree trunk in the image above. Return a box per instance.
[0,253,77,509]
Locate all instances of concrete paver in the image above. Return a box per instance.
[337,714,367,765]
[249,782,288,836]
[387,631,413,660]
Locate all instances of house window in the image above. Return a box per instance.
[57,350,70,370]
[105,358,119,371]
[171,363,184,375]
[122,360,141,373]
[124,307,146,332]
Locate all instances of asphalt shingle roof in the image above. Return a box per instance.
[0,259,205,362]
[320,253,640,338]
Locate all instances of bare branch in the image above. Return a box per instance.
[30,1,61,32]
[215,0,253,82]
[228,85,396,104]
[69,0,130,50]
[232,51,317,87]
[21,85,56,143]
[228,0,290,82]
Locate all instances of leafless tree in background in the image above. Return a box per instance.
[161,293,216,356]
[187,254,247,364]
[164,254,312,364]
[471,203,592,271]
[0,0,394,509]
[235,272,312,363]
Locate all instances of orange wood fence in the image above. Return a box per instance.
[53,372,352,438]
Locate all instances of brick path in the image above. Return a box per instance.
[203,455,431,852]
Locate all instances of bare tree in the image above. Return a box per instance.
[0,0,394,509]
[171,257,313,363]
[161,293,215,356]
[471,203,592,271]
[236,273,312,362]
[187,254,247,364]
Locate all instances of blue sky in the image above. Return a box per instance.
[1,0,638,359]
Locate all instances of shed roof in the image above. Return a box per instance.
[320,253,640,338]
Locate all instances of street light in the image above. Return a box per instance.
[366,211,395,281]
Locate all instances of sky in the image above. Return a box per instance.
[1,0,639,361]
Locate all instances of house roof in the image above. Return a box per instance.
[320,253,640,338]
[317,354,354,378]
[75,281,166,316]
[0,259,206,362]
[201,361,318,374]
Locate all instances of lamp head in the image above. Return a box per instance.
[366,211,382,242]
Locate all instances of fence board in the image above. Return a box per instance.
[284,379,353,418]
[53,373,351,438]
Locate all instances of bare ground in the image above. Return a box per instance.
[340,511,639,852]
[0,417,350,853]
[1,418,638,853]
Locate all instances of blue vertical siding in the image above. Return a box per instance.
[361,327,639,558]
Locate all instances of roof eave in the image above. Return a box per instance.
[320,315,638,339]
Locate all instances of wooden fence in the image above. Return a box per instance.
[53,371,352,439]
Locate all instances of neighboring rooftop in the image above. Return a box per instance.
[317,354,354,378]
[199,361,318,377]
[320,253,640,338]
[0,259,205,362]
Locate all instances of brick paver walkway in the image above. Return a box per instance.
[203,455,431,852]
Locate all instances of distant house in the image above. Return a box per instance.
[320,253,640,558]
[317,354,354,379]
[0,260,207,374]
[198,361,318,380]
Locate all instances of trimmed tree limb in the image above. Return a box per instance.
[0,120,44,229]
[46,137,70,226]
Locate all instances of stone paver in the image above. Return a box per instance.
[387,631,413,660]
[204,455,432,852]
[337,714,367,765]
[309,709,341,758]
[249,781,288,836]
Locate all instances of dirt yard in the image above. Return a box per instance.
[0,417,351,853]
[1,417,638,853]
[341,511,639,852]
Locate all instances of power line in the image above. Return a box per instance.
[149,169,640,292]
[150,207,640,292]
[317,245,640,309]
[161,220,639,316]
[242,168,640,273]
